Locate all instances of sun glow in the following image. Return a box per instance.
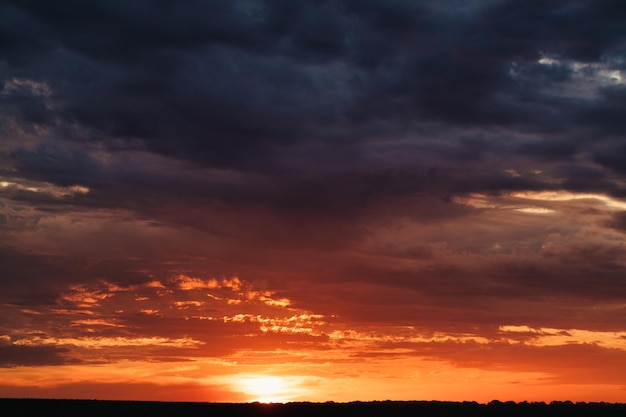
[238,376,291,403]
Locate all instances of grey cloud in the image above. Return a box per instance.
[0,344,71,367]
[605,211,626,231]
[10,142,101,187]
[1,0,624,197]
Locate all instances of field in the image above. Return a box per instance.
[2,399,626,417]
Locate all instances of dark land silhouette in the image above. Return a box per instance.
[2,399,625,417]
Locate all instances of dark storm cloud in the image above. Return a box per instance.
[476,0,626,60]
[517,140,578,161]
[0,344,71,367]
[2,0,625,172]
[605,211,626,231]
[593,140,626,176]
[0,77,53,126]
[0,248,75,295]
[9,143,100,187]
[0,247,157,303]
[2,0,358,168]
[0,0,624,226]
[0,2,49,66]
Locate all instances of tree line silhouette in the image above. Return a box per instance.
[2,398,625,417]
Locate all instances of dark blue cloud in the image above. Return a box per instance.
[1,0,626,224]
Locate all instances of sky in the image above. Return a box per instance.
[1,0,626,404]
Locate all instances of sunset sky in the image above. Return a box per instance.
[1,0,626,403]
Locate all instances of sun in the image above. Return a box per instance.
[239,375,290,403]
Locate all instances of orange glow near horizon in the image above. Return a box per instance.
[1,265,625,403]
[1,185,626,404]
[1,356,625,403]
